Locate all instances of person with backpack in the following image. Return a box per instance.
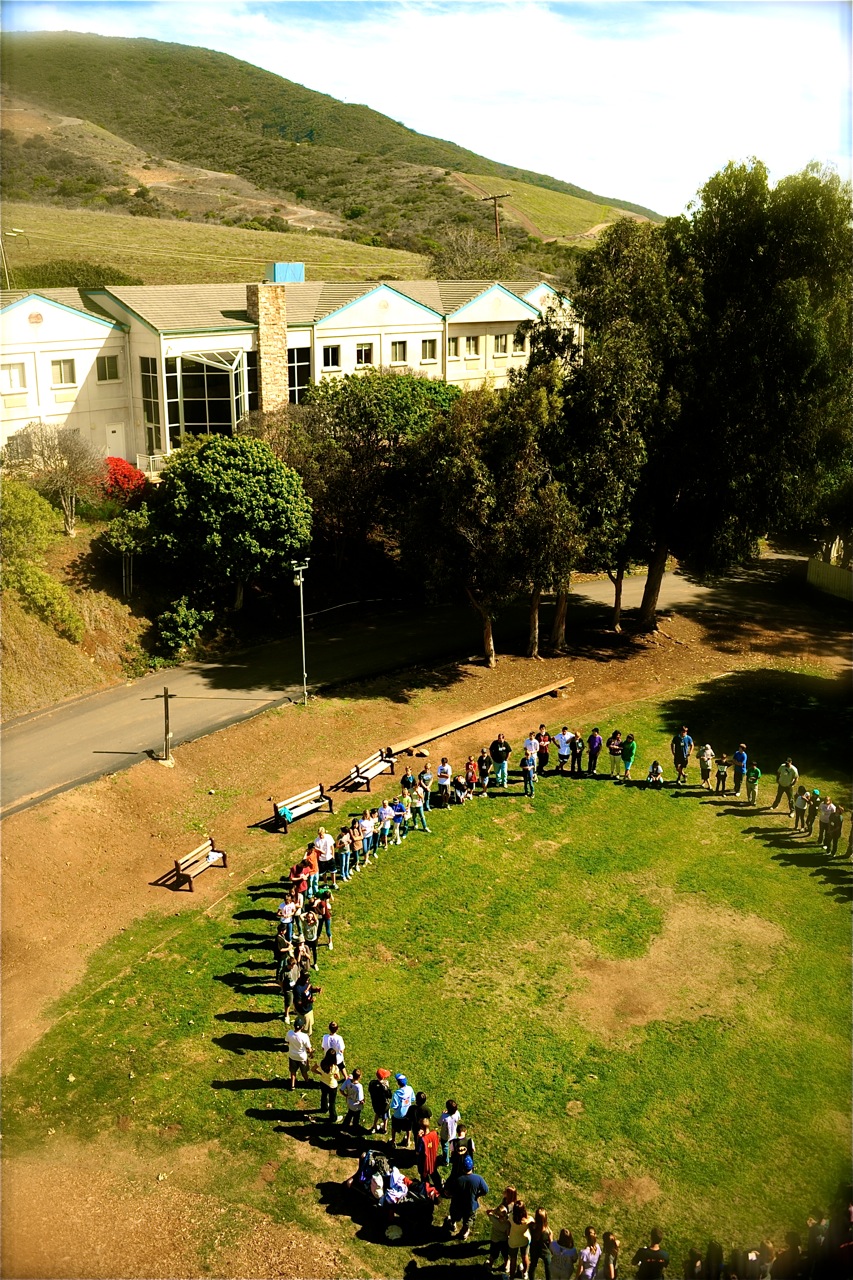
[632,1226,669,1277]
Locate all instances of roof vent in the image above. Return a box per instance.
[265,262,305,283]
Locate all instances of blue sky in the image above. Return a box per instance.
[3,1,850,214]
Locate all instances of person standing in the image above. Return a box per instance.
[285,1017,312,1091]
[313,827,335,888]
[578,1226,602,1279]
[521,748,537,798]
[587,728,603,776]
[437,758,453,808]
[487,1204,511,1274]
[280,949,300,1025]
[439,1098,461,1165]
[746,760,762,806]
[312,1049,342,1123]
[336,826,354,881]
[445,1155,489,1241]
[322,1021,345,1070]
[414,1115,442,1194]
[339,1068,365,1131]
[715,754,729,795]
[698,743,715,790]
[477,747,493,795]
[828,803,845,856]
[391,795,406,843]
[805,787,821,836]
[536,725,552,775]
[602,1232,620,1280]
[301,906,320,970]
[508,1201,534,1278]
[793,786,810,831]
[358,810,376,864]
[293,972,321,1035]
[411,783,432,832]
[570,731,586,778]
[732,743,748,797]
[391,1073,415,1146]
[620,733,637,782]
[631,1226,669,1277]
[418,762,434,811]
[490,734,512,788]
[670,726,694,786]
[771,758,799,813]
[607,730,623,777]
[555,727,574,776]
[317,890,333,952]
[304,840,321,897]
[550,1229,579,1280]
[817,795,836,849]
[368,1068,392,1134]
[529,1208,554,1280]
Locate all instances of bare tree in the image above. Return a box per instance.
[3,421,104,536]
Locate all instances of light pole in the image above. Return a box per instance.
[291,558,309,706]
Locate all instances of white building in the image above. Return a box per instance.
[1,270,578,469]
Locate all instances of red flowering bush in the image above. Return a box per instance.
[102,456,148,505]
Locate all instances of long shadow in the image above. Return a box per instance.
[212,1031,286,1054]
[215,1010,282,1024]
[213,971,279,998]
[232,909,277,922]
[211,1077,293,1091]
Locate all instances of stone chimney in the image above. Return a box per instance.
[246,282,289,413]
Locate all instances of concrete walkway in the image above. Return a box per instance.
[0,570,725,816]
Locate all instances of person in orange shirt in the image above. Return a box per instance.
[304,840,320,896]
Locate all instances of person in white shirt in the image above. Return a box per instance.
[340,1067,365,1130]
[818,796,837,848]
[314,827,335,859]
[578,1225,602,1279]
[285,1018,312,1091]
[524,731,538,758]
[554,727,575,775]
[322,1022,346,1069]
[436,758,453,809]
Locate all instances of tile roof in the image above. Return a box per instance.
[1,287,124,325]
[102,284,253,332]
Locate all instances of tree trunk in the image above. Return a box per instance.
[638,540,669,628]
[607,556,626,632]
[61,491,76,537]
[466,587,496,668]
[234,579,245,611]
[527,586,542,658]
[549,579,570,650]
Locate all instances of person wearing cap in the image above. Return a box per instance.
[368,1069,392,1134]
[771,758,799,813]
[391,1074,415,1146]
[285,1017,312,1091]
[444,1154,489,1241]
[806,787,821,835]
[698,743,715,790]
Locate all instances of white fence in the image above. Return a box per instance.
[807,557,853,602]
[136,453,167,476]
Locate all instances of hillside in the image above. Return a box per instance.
[0,202,427,286]
[1,31,660,258]
[454,174,649,244]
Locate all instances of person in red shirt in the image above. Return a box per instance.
[415,1113,442,1194]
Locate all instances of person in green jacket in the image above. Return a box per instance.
[746,761,762,806]
[620,733,637,781]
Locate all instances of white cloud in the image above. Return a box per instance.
[6,1,850,213]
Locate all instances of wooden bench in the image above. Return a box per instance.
[173,836,227,892]
[349,748,397,792]
[270,783,333,833]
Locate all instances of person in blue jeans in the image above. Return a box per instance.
[521,750,536,797]
[489,734,512,788]
[418,765,433,810]
[732,744,748,796]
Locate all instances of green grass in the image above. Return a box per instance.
[2,202,427,285]
[459,174,644,241]
[3,667,849,1273]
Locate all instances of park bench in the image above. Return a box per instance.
[349,748,397,792]
[173,836,227,892]
[270,783,333,833]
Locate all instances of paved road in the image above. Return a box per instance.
[0,571,718,816]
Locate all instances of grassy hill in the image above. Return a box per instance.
[1,31,660,264]
[1,202,427,286]
[454,173,650,244]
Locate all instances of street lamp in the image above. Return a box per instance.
[291,558,310,706]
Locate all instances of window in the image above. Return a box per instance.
[513,333,527,354]
[51,358,76,387]
[494,334,508,355]
[447,336,459,359]
[164,350,254,446]
[96,354,120,382]
[465,336,479,357]
[139,356,161,453]
[391,340,408,364]
[1,362,26,393]
[356,343,373,366]
[322,345,340,369]
[288,347,311,404]
[421,339,437,362]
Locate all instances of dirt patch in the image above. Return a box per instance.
[567,902,785,1040]
[593,1175,661,1208]
[1,1138,345,1280]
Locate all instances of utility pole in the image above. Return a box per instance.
[481,193,511,249]
[291,559,310,706]
[156,686,177,766]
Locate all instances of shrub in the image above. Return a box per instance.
[155,597,214,658]
[8,561,84,642]
[0,478,59,563]
[102,456,147,505]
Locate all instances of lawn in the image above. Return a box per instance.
[3,666,850,1275]
[2,202,427,285]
